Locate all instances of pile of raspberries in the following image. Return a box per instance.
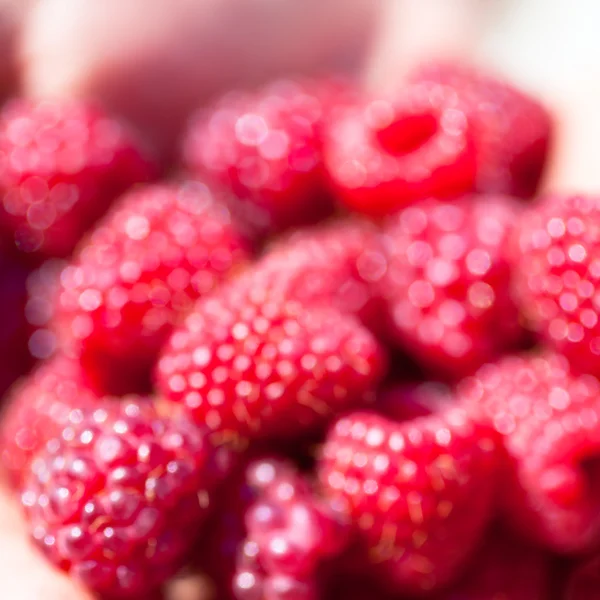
[0,62,598,600]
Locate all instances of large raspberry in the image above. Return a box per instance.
[381,195,521,379]
[323,84,476,217]
[409,62,552,198]
[54,182,249,394]
[0,99,156,259]
[0,355,98,487]
[156,272,386,446]
[318,407,497,594]
[513,194,600,377]
[459,352,600,553]
[21,399,231,599]
[182,79,343,236]
[255,219,389,334]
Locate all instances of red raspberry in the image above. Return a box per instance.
[431,530,550,600]
[156,273,386,446]
[232,459,350,600]
[0,99,156,259]
[382,195,521,379]
[513,194,600,377]
[54,182,249,394]
[318,407,497,594]
[257,219,389,334]
[409,62,552,198]
[458,352,600,553]
[0,355,99,487]
[384,197,521,379]
[21,398,232,599]
[323,85,476,217]
[182,79,341,236]
[567,555,600,600]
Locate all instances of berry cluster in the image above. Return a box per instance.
[1,62,595,600]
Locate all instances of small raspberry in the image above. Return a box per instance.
[0,355,98,487]
[323,85,476,217]
[0,99,156,259]
[156,272,386,446]
[256,219,389,334]
[21,399,231,599]
[409,62,552,198]
[459,352,600,553]
[54,182,249,394]
[513,194,600,377]
[382,195,522,378]
[230,458,350,600]
[318,407,497,594]
[182,79,342,236]
[431,530,550,600]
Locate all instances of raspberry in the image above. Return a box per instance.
[21,398,232,599]
[54,182,249,394]
[0,99,156,259]
[409,62,552,198]
[323,85,476,217]
[182,79,340,236]
[231,459,350,600]
[0,355,98,487]
[431,530,550,600]
[513,194,600,377]
[156,273,386,446]
[318,407,497,594]
[256,219,389,334]
[567,555,600,600]
[382,195,521,379]
[458,352,600,553]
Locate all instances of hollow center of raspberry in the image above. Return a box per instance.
[539,458,600,508]
[376,113,438,156]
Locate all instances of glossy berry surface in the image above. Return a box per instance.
[182,79,340,236]
[381,195,521,379]
[0,355,98,487]
[409,62,552,198]
[54,182,248,393]
[459,352,600,553]
[318,408,497,594]
[324,85,476,217]
[21,399,231,599]
[0,99,156,259]
[156,274,386,445]
[514,194,600,377]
